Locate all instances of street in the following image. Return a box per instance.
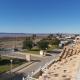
[12,53,59,80]
[0,51,59,80]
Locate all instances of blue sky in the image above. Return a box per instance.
[0,0,80,33]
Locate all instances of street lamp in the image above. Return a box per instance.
[45,48,47,56]
[10,59,13,75]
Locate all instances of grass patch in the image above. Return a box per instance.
[22,45,59,55]
[28,50,40,55]
[22,49,40,55]
[22,48,40,55]
[47,45,59,51]
[0,56,26,74]
[0,65,10,73]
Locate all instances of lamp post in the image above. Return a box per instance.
[45,48,47,56]
[10,59,13,75]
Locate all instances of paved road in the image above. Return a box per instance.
[12,53,59,80]
[0,51,59,80]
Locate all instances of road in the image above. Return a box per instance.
[12,53,59,80]
[0,51,59,80]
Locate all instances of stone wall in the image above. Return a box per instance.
[58,44,80,61]
[38,43,80,80]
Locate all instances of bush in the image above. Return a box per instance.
[49,38,60,45]
[37,40,49,50]
[23,39,33,50]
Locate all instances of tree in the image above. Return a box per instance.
[0,52,1,60]
[0,54,1,60]
[25,37,31,40]
[49,38,60,45]
[37,40,49,50]
[32,34,36,40]
[47,34,53,40]
[54,38,60,45]
[23,39,33,50]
